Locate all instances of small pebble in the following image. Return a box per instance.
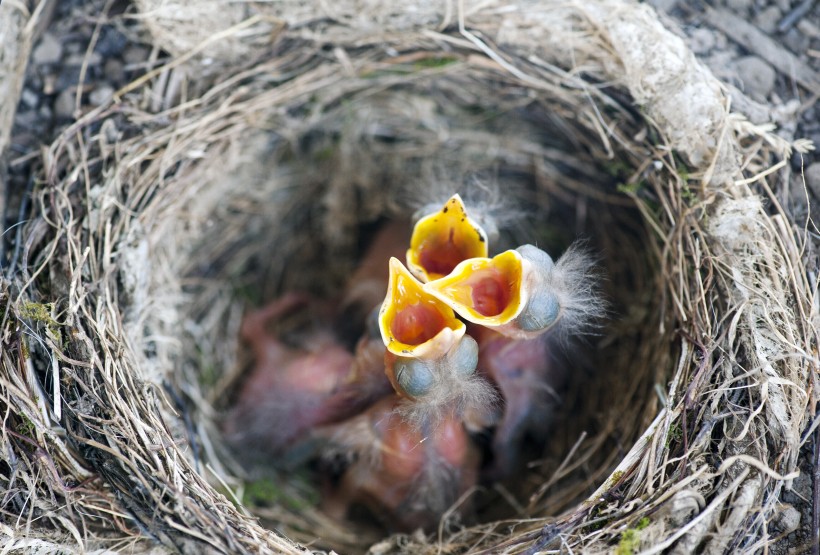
[648,0,678,13]
[753,5,782,34]
[783,27,810,54]
[95,27,128,58]
[20,88,39,109]
[104,59,125,84]
[689,28,716,54]
[774,505,800,534]
[89,85,114,106]
[32,33,62,65]
[805,162,820,199]
[797,19,820,40]
[56,66,83,92]
[54,89,77,120]
[123,45,149,66]
[725,0,753,14]
[65,52,103,67]
[774,0,791,12]
[735,56,776,99]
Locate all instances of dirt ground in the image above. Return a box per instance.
[3,0,820,552]
[647,2,819,552]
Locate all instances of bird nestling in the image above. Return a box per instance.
[222,220,412,465]
[222,292,392,466]
[316,396,481,532]
[379,257,496,426]
[424,242,603,341]
[470,324,566,480]
[406,193,489,283]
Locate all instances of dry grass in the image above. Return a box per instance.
[1,0,816,553]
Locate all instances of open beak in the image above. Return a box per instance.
[424,246,561,340]
[379,257,466,359]
[406,194,489,282]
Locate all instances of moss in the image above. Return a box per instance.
[19,301,63,346]
[413,56,458,69]
[617,180,646,195]
[16,413,36,437]
[19,301,54,322]
[242,476,318,511]
[665,422,682,448]
[615,518,650,555]
[243,478,282,506]
[605,160,632,178]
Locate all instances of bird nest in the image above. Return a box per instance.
[2,0,816,553]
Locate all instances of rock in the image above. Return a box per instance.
[725,0,752,14]
[56,66,83,93]
[774,0,791,12]
[20,88,39,109]
[32,33,62,65]
[805,163,820,199]
[123,45,149,66]
[54,89,76,120]
[797,19,820,40]
[735,56,776,100]
[773,505,800,535]
[104,59,125,84]
[753,6,781,34]
[95,27,128,57]
[782,27,810,55]
[89,85,114,106]
[65,52,103,67]
[648,0,678,13]
[689,28,716,54]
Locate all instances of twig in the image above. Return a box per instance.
[777,0,817,33]
[814,409,820,555]
[3,172,35,278]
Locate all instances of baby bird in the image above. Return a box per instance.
[222,292,392,465]
[424,242,602,341]
[379,257,496,425]
[318,396,481,532]
[471,325,565,480]
[223,220,413,464]
[406,193,489,283]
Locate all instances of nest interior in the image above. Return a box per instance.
[1,1,814,554]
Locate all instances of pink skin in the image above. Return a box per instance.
[320,397,480,532]
[223,293,391,462]
[472,325,565,480]
[224,221,409,462]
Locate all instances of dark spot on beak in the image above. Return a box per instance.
[442,206,448,213]
[476,228,485,242]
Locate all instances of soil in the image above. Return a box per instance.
[3,0,819,552]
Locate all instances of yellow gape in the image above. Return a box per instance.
[406,194,489,282]
[379,257,466,359]
[424,250,524,327]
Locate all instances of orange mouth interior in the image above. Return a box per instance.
[407,195,488,282]
[416,227,480,279]
[468,268,512,317]
[391,303,448,346]
[424,250,523,324]
[380,257,464,355]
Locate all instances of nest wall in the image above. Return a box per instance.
[1,0,815,554]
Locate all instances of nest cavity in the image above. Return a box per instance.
[1,0,815,554]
